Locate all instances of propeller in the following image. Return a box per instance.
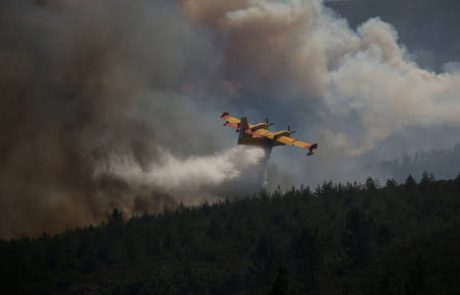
[265,117,275,127]
[288,125,295,134]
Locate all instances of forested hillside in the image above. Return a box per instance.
[2,175,460,295]
[382,143,460,181]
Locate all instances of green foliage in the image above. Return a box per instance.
[1,176,460,294]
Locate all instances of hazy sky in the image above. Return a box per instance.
[327,0,460,70]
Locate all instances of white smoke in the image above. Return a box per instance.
[322,17,460,155]
[96,146,270,205]
[100,0,460,193]
[179,0,460,185]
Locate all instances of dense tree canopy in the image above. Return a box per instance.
[1,175,460,294]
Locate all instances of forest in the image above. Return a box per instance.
[1,173,460,294]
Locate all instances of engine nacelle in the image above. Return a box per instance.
[251,123,270,131]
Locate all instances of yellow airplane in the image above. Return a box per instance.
[220,112,318,156]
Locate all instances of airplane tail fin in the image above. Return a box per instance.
[307,143,318,156]
[239,117,249,138]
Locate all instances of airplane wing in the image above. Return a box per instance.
[276,136,312,149]
[276,136,318,156]
[220,112,257,130]
[251,129,318,156]
[220,112,241,129]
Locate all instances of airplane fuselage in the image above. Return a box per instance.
[250,123,270,131]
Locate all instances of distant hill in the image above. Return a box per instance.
[2,176,460,294]
[381,143,460,181]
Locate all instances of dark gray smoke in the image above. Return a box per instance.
[2,0,460,237]
[0,0,180,237]
[0,0,268,238]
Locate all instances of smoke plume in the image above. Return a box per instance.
[180,0,460,185]
[97,146,270,205]
[1,0,460,237]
